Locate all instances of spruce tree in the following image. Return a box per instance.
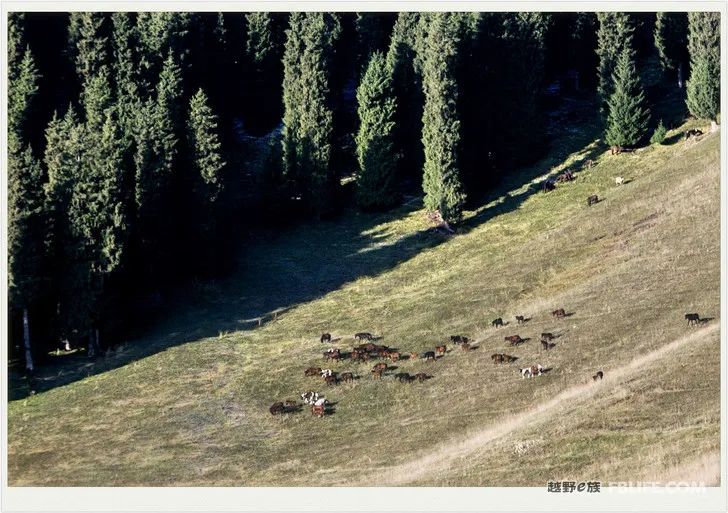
[136,12,191,96]
[43,108,85,344]
[355,52,399,210]
[604,48,651,148]
[596,13,635,116]
[654,12,689,88]
[188,88,226,204]
[281,13,342,216]
[282,12,306,184]
[421,13,466,224]
[69,12,110,86]
[386,12,424,180]
[188,89,226,259]
[111,12,140,131]
[355,13,395,73]
[8,48,39,139]
[686,12,720,122]
[8,13,26,80]
[66,112,127,354]
[8,42,42,372]
[246,12,280,65]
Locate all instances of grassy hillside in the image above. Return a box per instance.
[8,119,720,487]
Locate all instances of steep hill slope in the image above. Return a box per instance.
[8,122,720,486]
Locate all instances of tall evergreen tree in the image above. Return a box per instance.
[604,48,651,148]
[188,88,225,204]
[386,12,424,181]
[68,12,110,86]
[245,12,286,131]
[596,13,636,116]
[281,12,342,216]
[8,48,40,139]
[136,12,191,96]
[188,89,226,259]
[421,13,466,224]
[111,12,140,129]
[686,12,720,122]
[8,43,42,372]
[43,108,85,345]
[8,13,26,81]
[355,52,399,210]
[654,12,689,88]
[66,112,127,354]
[355,13,395,73]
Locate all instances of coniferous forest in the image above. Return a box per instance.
[7,11,721,374]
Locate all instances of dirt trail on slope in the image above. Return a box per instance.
[362,323,719,486]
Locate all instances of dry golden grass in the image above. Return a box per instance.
[7,122,720,487]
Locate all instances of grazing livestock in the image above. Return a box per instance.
[541,332,555,341]
[324,348,341,361]
[556,171,574,183]
[270,402,285,415]
[371,369,384,379]
[610,145,623,155]
[300,391,320,405]
[450,335,469,344]
[305,367,322,377]
[435,345,447,357]
[515,315,525,324]
[311,404,325,417]
[284,400,298,410]
[541,340,556,350]
[684,128,703,140]
[587,194,599,206]
[505,335,524,346]
[313,397,327,407]
[615,176,624,186]
[593,370,604,381]
[505,355,518,363]
[542,180,556,192]
[685,313,700,326]
[372,362,388,372]
[552,309,566,319]
[324,375,338,386]
[491,318,504,328]
[395,372,412,383]
[414,373,430,382]
[461,342,472,351]
[520,364,544,379]
[491,353,505,364]
[340,372,354,383]
[320,333,332,343]
[423,351,436,361]
[388,351,401,362]
[583,159,595,169]
[320,368,333,378]
[409,352,418,360]
[355,332,374,341]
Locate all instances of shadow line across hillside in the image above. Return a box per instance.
[9,99,606,401]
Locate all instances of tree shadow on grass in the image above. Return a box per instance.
[8,97,614,400]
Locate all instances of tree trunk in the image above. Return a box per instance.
[677,62,684,89]
[88,329,96,358]
[23,308,34,372]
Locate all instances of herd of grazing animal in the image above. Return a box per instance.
[272,296,709,417]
